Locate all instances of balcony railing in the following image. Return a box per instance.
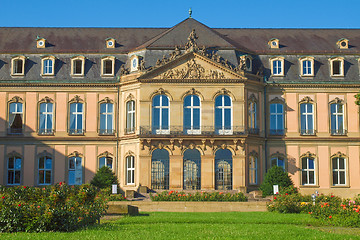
[7,128,22,135]
[300,129,315,135]
[331,129,347,136]
[99,129,115,135]
[139,126,246,136]
[248,128,259,135]
[38,129,54,135]
[269,129,285,136]
[68,129,85,135]
[124,127,135,134]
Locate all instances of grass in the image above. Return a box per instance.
[1,212,360,240]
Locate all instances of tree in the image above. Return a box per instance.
[260,166,294,197]
[90,166,119,189]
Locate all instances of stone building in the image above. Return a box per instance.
[1,18,360,197]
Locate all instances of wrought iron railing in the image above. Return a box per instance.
[331,129,347,136]
[7,128,22,135]
[98,129,115,135]
[139,126,247,136]
[269,129,285,136]
[68,129,85,135]
[124,128,136,134]
[38,129,54,135]
[300,129,315,135]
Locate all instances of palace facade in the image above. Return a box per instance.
[1,18,360,197]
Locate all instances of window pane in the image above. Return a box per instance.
[99,157,105,168]
[184,95,191,106]
[8,158,14,169]
[153,108,160,129]
[308,159,314,169]
[193,109,200,128]
[14,171,21,184]
[215,108,222,128]
[333,171,338,185]
[340,172,345,184]
[332,158,338,169]
[153,95,160,106]
[39,170,45,184]
[309,171,315,184]
[302,158,307,169]
[39,157,45,169]
[45,171,51,184]
[100,114,106,130]
[184,108,191,128]
[302,171,308,185]
[224,109,231,128]
[69,158,75,169]
[45,158,52,169]
[162,95,169,106]
[193,95,200,106]
[277,104,283,113]
[107,114,113,130]
[339,158,345,169]
[224,96,231,106]
[162,108,169,128]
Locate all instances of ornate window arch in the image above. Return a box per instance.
[7,151,22,185]
[8,96,24,135]
[249,151,258,185]
[68,95,85,135]
[329,97,346,135]
[215,148,233,190]
[99,97,114,135]
[71,56,85,76]
[299,96,315,135]
[68,151,83,185]
[151,148,170,190]
[11,55,26,76]
[300,152,317,186]
[331,152,347,186]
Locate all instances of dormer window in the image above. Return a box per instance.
[101,56,115,76]
[36,36,46,49]
[11,56,26,76]
[337,38,349,49]
[105,38,115,48]
[270,57,284,76]
[329,57,344,77]
[71,56,85,76]
[41,56,55,76]
[268,38,279,49]
[299,57,314,77]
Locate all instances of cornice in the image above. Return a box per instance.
[267,82,360,88]
[0,83,118,88]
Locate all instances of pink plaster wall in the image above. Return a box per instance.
[56,93,67,132]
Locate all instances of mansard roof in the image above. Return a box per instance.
[1,18,360,54]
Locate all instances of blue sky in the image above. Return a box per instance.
[1,0,359,28]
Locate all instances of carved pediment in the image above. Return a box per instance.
[140,52,245,81]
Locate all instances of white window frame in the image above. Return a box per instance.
[329,57,344,77]
[8,101,23,134]
[101,56,115,76]
[38,156,52,185]
[271,156,285,170]
[270,57,284,76]
[69,102,84,135]
[300,103,314,135]
[126,155,135,185]
[11,56,26,76]
[332,156,346,186]
[39,102,54,135]
[68,156,82,185]
[7,155,22,185]
[184,95,201,135]
[301,157,316,185]
[215,95,233,135]
[330,102,345,135]
[71,56,85,76]
[152,95,170,134]
[41,56,55,76]
[299,57,314,77]
[126,100,136,134]
[248,97,257,132]
[249,155,257,185]
[99,102,114,135]
[269,102,284,135]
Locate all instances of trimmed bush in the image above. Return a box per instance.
[90,166,119,189]
[150,191,248,202]
[260,166,294,197]
[0,183,108,232]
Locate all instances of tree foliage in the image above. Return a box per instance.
[90,166,119,189]
[260,166,294,197]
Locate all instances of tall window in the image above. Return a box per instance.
[9,102,23,134]
[7,155,21,185]
[269,103,284,135]
[99,156,113,169]
[272,60,282,75]
[301,156,315,185]
[126,156,135,185]
[300,103,314,135]
[248,97,258,134]
[152,95,170,134]
[69,102,84,134]
[271,155,285,170]
[68,156,82,185]
[39,102,53,134]
[184,95,201,134]
[12,57,25,76]
[38,156,52,185]
[249,154,257,185]
[332,156,346,185]
[99,102,114,135]
[215,95,232,135]
[302,60,312,76]
[330,58,344,76]
[126,100,135,133]
[183,149,201,190]
[151,149,169,190]
[101,57,115,76]
[71,56,85,76]
[215,149,232,190]
[42,58,54,75]
[330,102,345,135]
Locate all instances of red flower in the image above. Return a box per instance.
[331,195,334,198]
[274,197,277,200]
[329,216,332,219]
[37,206,40,208]
[59,182,62,186]
[308,212,312,214]
[124,197,126,199]
[18,204,21,207]
[1,196,4,199]
[276,192,279,195]
[23,186,26,189]
[285,193,288,195]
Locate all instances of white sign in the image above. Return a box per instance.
[273,185,279,195]
[112,184,117,194]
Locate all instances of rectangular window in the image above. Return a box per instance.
[9,102,23,134]
[332,60,341,75]
[38,156,52,185]
[69,103,84,134]
[68,157,82,185]
[103,60,113,75]
[272,60,282,75]
[43,59,53,75]
[300,103,314,135]
[332,157,346,185]
[73,60,82,75]
[330,103,345,135]
[99,156,113,169]
[13,59,24,75]
[302,60,312,75]
[126,156,135,185]
[39,102,53,135]
[99,102,114,135]
[269,103,284,135]
[301,157,315,185]
[249,156,257,185]
[126,101,135,133]
[7,156,21,185]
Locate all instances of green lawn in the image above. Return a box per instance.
[1,212,360,240]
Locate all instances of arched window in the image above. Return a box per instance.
[41,56,55,76]
[39,101,54,135]
[9,101,23,134]
[330,100,345,135]
[99,156,113,169]
[269,101,284,135]
[300,100,314,135]
[126,155,135,185]
[249,153,258,185]
[215,149,232,190]
[215,95,232,135]
[69,102,84,134]
[7,155,22,185]
[38,155,52,185]
[99,102,114,135]
[126,100,135,133]
[332,154,346,186]
[271,155,285,170]
[152,95,170,134]
[184,95,201,134]
[68,155,82,185]
[301,153,316,185]
[248,95,258,134]
[151,149,169,190]
[183,149,201,190]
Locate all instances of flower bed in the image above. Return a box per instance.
[0,183,108,232]
[150,191,248,202]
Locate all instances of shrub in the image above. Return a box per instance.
[90,166,119,189]
[100,187,127,201]
[150,191,247,202]
[0,183,108,232]
[260,166,294,197]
